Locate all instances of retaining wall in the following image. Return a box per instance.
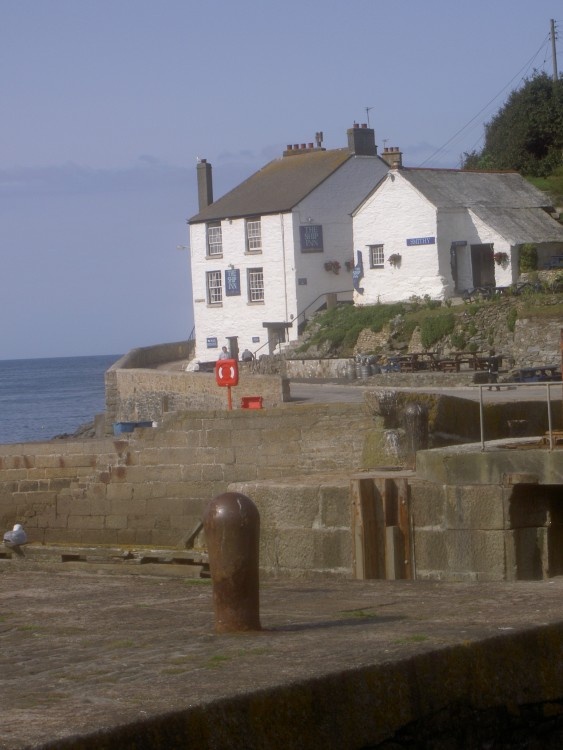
[0,404,380,555]
[105,368,290,428]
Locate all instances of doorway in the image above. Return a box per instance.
[471,244,495,287]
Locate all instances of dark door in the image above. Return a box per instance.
[471,244,495,287]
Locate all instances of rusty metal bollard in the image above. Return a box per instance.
[202,492,261,633]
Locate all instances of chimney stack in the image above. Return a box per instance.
[347,123,377,156]
[381,147,403,169]
[197,159,213,210]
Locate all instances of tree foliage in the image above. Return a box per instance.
[462,72,563,177]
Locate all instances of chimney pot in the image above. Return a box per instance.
[294,144,299,149]
[361,123,367,129]
[308,143,314,149]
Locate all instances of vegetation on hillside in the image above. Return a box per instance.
[298,281,563,357]
[462,72,563,181]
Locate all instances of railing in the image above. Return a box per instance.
[249,290,353,360]
[477,381,562,451]
[294,289,353,333]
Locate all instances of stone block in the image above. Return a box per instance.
[444,485,506,530]
[67,514,105,530]
[105,514,128,529]
[146,497,186,517]
[109,498,147,516]
[411,481,446,527]
[318,484,351,528]
[416,529,509,580]
[105,484,135,502]
[204,429,233,449]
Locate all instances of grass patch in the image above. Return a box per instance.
[394,634,429,644]
[206,654,231,669]
[107,639,135,649]
[302,302,407,354]
[339,608,378,619]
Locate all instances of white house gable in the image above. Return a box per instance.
[353,172,445,304]
[188,124,392,361]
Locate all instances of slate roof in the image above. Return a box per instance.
[189,148,354,224]
[358,167,563,244]
[400,168,554,209]
[471,205,563,243]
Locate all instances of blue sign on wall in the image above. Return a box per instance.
[406,236,436,246]
[225,268,241,296]
[352,250,364,295]
[252,336,260,343]
[300,225,324,252]
[206,337,218,349]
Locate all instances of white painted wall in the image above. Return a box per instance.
[189,154,389,361]
[190,214,293,360]
[292,155,389,319]
[353,172,445,304]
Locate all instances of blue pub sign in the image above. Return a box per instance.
[225,268,241,296]
[300,225,323,252]
[206,337,218,349]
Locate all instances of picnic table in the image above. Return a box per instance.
[461,281,541,303]
[543,255,563,270]
[509,366,562,383]
[384,352,488,373]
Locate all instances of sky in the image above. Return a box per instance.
[1,0,562,360]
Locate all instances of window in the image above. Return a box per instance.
[246,218,262,253]
[247,267,264,302]
[206,270,222,305]
[207,223,222,256]
[369,245,384,268]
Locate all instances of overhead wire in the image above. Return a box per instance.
[417,32,553,168]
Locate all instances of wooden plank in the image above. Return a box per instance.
[385,526,404,580]
[397,478,412,580]
[351,479,380,579]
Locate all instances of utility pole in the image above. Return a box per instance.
[551,19,558,82]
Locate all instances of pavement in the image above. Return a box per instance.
[289,380,563,404]
[1,562,563,749]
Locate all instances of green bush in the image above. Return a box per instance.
[420,311,455,349]
[450,332,467,350]
[519,244,538,273]
[507,307,518,332]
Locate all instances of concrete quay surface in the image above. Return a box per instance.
[1,564,563,749]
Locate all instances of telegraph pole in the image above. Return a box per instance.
[551,19,558,82]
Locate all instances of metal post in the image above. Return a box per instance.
[479,385,485,451]
[202,492,261,633]
[547,383,554,451]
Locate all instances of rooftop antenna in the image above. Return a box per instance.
[365,106,374,128]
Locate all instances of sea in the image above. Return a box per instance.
[0,354,121,445]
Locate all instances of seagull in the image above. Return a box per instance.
[3,524,27,556]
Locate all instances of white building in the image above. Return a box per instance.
[187,125,392,361]
[352,167,563,304]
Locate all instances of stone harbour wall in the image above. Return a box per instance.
[105,368,290,428]
[0,404,380,558]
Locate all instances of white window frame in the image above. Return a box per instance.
[246,218,262,253]
[206,270,223,305]
[369,244,385,269]
[247,267,264,303]
[206,222,222,257]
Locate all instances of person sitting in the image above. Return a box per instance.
[241,348,253,362]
